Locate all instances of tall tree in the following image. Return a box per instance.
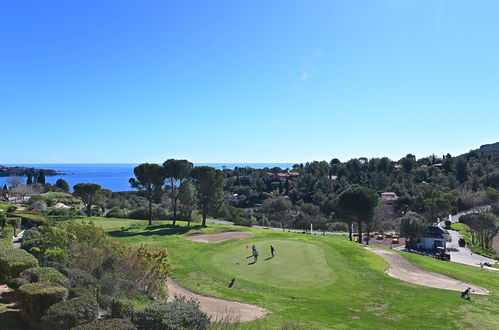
[26,174,33,185]
[455,158,469,183]
[399,212,425,249]
[163,159,193,225]
[55,179,70,192]
[37,170,46,185]
[334,185,378,243]
[178,181,197,226]
[129,163,166,225]
[73,183,102,216]
[460,213,497,251]
[191,166,224,226]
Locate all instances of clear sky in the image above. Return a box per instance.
[1,1,498,164]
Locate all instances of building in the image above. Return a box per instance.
[380,192,398,216]
[414,226,447,250]
[267,172,300,182]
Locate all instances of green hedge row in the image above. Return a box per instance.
[72,318,137,330]
[0,247,39,278]
[21,267,70,287]
[18,281,69,318]
[41,293,99,328]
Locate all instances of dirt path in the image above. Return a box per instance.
[0,284,36,329]
[367,248,490,294]
[186,231,253,243]
[167,279,267,322]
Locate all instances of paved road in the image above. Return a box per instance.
[446,229,499,271]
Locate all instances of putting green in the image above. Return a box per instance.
[211,239,336,289]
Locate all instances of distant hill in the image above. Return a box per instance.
[476,142,499,153]
[0,165,61,177]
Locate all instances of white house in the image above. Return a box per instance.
[415,226,447,250]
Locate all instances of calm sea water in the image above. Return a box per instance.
[0,163,295,192]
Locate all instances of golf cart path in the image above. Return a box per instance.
[167,278,267,322]
[186,231,253,243]
[446,230,499,271]
[367,248,490,294]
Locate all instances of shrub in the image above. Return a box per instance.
[7,277,29,289]
[105,207,127,219]
[69,287,94,298]
[41,293,99,329]
[22,228,41,242]
[18,282,69,318]
[0,247,39,278]
[21,267,70,287]
[327,222,348,232]
[60,267,99,291]
[112,298,134,319]
[133,296,210,330]
[97,294,113,311]
[128,207,169,220]
[233,216,257,227]
[73,318,137,330]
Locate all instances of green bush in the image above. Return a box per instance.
[18,282,69,318]
[69,287,94,299]
[61,267,99,291]
[0,247,39,278]
[97,294,113,311]
[21,267,70,287]
[6,277,29,289]
[41,294,99,329]
[72,318,137,330]
[105,207,127,219]
[112,298,134,319]
[133,296,210,330]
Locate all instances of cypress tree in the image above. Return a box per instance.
[37,170,46,185]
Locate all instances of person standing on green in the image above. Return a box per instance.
[253,247,259,262]
[270,245,275,257]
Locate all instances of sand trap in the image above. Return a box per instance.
[167,278,267,322]
[367,248,489,294]
[186,231,253,243]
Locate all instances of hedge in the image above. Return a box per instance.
[21,267,70,287]
[69,287,94,299]
[6,277,29,289]
[60,267,99,291]
[18,282,69,318]
[41,294,99,329]
[72,318,137,330]
[132,297,210,330]
[0,247,39,278]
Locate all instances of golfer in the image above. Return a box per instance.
[461,287,472,299]
[270,245,275,257]
[253,248,259,262]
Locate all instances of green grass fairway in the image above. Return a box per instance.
[212,239,335,289]
[87,217,499,329]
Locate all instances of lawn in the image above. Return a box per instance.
[89,218,499,329]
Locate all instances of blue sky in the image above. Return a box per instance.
[1,0,498,164]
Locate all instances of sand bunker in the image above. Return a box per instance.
[186,231,254,243]
[367,248,489,294]
[167,278,267,322]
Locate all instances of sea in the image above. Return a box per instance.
[0,163,295,192]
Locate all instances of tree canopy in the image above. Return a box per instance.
[191,166,224,226]
[129,163,166,225]
[73,183,102,216]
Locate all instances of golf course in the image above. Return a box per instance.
[90,218,499,329]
